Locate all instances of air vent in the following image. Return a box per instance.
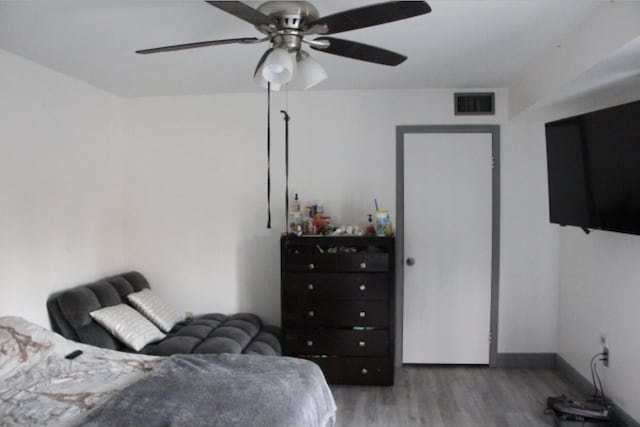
[454,92,495,115]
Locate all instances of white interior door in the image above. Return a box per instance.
[402,132,493,364]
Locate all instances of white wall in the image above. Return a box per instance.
[121,93,280,324]
[557,228,640,421]
[0,47,560,354]
[122,88,559,352]
[499,121,559,352]
[0,49,125,327]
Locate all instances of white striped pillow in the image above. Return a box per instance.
[128,289,185,333]
[90,304,165,351]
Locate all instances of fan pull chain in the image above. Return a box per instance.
[281,109,290,234]
[284,83,290,232]
[266,82,271,229]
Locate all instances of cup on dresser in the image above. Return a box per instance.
[374,211,389,236]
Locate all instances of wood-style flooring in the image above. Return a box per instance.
[331,366,582,426]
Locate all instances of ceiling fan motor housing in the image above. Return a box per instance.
[256,1,319,30]
[256,1,320,51]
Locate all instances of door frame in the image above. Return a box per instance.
[396,125,501,367]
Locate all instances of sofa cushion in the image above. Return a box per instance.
[244,326,282,356]
[140,313,281,356]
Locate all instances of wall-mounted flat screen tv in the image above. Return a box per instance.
[545,99,640,235]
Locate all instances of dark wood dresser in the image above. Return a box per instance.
[280,235,395,385]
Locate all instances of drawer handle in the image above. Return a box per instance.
[308,263,315,270]
[307,310,315,317]
[359,311,366,318]
[307,283,314,291]
[361,368,368,375]
[360,262,367,269]
[359,341,366,347]
[307,340,313,347]
[359,284,366,291]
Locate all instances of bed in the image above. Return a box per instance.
[0,316,336,427]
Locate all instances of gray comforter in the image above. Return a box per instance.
[78,353,336,427]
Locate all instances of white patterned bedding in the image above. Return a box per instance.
[1,316,337,427]
[0,316,162,426]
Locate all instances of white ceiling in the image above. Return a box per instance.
[535,35,640,112]
[0,0,603,97]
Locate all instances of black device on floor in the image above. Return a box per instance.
[547,395,611,426]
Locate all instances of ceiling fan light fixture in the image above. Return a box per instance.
[254,66,282,91]
[261,47,295,85]
[295,50,327,90]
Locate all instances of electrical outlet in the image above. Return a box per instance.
[602,346,609,368]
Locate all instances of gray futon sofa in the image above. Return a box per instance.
[47,271,281,356]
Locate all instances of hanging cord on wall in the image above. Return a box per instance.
[281,109,290,234]
[266,82,272,229]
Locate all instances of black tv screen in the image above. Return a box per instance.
[545,99,640,235]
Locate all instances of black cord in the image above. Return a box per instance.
[589,351,607,405]
[266,82,271,229]
[590,352,600,399]
[593,355,607,405]
[544,352,608,420]
[280,110,290,234]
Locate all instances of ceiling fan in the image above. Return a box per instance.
[136,1,431,90]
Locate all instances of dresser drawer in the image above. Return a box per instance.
[285,253,338,272]
[284,300,388,327]
[285,253,389,273]
[285,329,388,357]
[284,273,388,301]
[337,252,389,272]
[304,357,392,385]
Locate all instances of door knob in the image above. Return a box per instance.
[406,257,415,266]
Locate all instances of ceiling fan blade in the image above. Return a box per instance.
[307,1,431,35]
[206,1,275,27]
[310,37,407,66]
[136,37,259,54]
